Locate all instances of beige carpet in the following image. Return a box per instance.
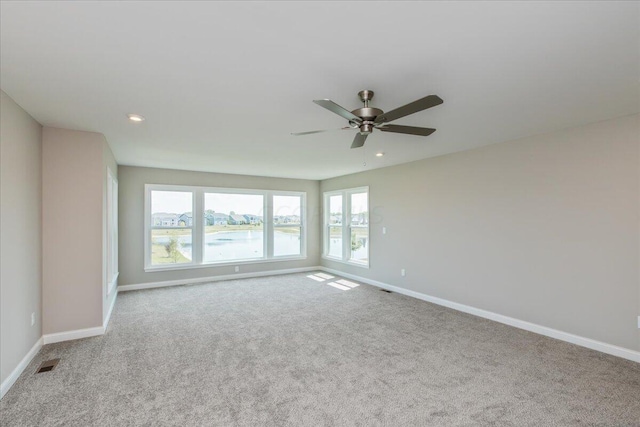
[1,271,639,426]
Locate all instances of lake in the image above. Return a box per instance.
[328,237,368,261]
[153,230,301,261]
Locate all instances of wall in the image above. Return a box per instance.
[118,166,321,286]
[321,114,640,353]
[42,128,104,334]
[0,91,43,386]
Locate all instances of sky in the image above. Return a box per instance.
[151,191,301,217]
[329,192,368,214]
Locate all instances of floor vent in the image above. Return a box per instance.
[36,359,60,374]
[380,289,392,293]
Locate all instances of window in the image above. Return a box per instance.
[273,194,303,257]
[327,194,343,259]
[149,190,194,267]
[204,192,264,262]
[106,168,118,294]
[349,191,369,263]
[323,187,369,267]
[145,185,306,271]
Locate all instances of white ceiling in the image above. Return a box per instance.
[1,2,638,180]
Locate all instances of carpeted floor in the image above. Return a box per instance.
[1,271,639,426]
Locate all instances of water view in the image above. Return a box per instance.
[152,230,301,263]
[328,236,368,261]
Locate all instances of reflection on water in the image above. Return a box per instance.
[204,230,264,261]
[328,237,368,261]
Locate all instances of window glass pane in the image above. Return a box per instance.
[350,192,368,263]
[150,191,193,265]
[151,229,193,265]
[328,226,342,258]
[151,191,192,227]
[273,195,301,225]
[350,193,368,225]
[274,227,301,257]
[329,195,342,225]
[204,193,264,262]
[274,195,302,257]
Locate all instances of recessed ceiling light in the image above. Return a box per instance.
[376,152,384,157]
[127,113,145,122]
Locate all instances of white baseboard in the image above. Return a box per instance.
[2,293,119,400]
[43,326,104,345]
[0,337,43,400]
[2,326,107,399]
[103,286,118,329]
[118,266,322,292]
[320,267,640,364]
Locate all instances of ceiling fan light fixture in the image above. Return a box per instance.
[127,113,145,122]
[360,123,374,135]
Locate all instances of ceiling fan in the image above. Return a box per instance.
[292,90,443,148]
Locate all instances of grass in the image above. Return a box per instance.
[151,224,265,238]
[273,227,301,235]
[328,227,368,239]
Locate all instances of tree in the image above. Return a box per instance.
[164,237,181,263]
[351,231,363,252]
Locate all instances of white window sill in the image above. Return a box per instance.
[321,255,369,269]
[145,255,307,273]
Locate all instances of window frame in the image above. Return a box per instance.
[106,167,118,295]
[322,186,369,268]
[203,188,267,264]
[145,185,196,270]
[144,184,307,272]
[271,191,306,259]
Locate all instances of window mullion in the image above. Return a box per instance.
[343,191,350,261]
[193,188,203,265]
[266,192,273,259]
[323,194,326,256]
[300,193,306,257]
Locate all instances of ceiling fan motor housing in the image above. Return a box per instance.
[354,90,382,134]
[351,107,384,121]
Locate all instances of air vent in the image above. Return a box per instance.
[36,359,60,374]
[380,289,392,293]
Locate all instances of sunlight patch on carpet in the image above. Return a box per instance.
[336,279,359,288]
[326,282,351,291]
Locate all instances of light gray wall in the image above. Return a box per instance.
[102,140,118,324]
[42,127,105,334]
[118,166,321,286]
[321,114,640,352]
[0,91,43,384]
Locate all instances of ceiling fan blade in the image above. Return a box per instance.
[313,99,362,122]
[351,132,368,149]
[374,95,443,124]
[377,125,436,136]
[291,127,351,136]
